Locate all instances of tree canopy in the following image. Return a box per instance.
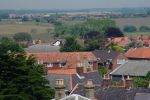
[139,26,150,32]
[0,37,24,53]
[0,37,55,99]
[105,27,124,38]
[60,37,82,52]
[0,52,55,100]
[84,40,100,51]
[53,19,115,37]
[123,25,137,32]
[13,32,32,42]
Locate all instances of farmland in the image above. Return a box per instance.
[115,17,150,29]
[0,17,150,40]
[0,22,54,40]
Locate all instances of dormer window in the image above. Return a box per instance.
[97,58,101,61]
[117,59,126,64]
[106,59,112,64]
[59,63,65,68]
[47,63,52,67]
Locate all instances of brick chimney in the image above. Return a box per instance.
[55,79,66,100]
[38,39,42,44]
[102,74,111,88]
[84,79,95,99]
[148,81,150,88]
[121,75,126,87]
[76,62,84,76]
[125,75,133,89]
[32,40,36,45]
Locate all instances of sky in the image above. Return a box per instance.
[0,0,150,10]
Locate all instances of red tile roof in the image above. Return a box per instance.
[125,48,150,58]
[28,52,96,69]
[28,52,96,62]
[143,40,150,45]
[48,69,77,75]
[108,37,130,47]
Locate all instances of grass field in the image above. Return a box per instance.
[115,17,150,29]
[125,32,150,36]
[0,22,54,40]
[0,17,150,40]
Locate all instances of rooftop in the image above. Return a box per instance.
[125,48,150,59]
[26,44,60,53]
[29,52,96,62]
[48,69,77,75]
[110,60,150,76]
[93,50,121,63]
[46,71,102,91]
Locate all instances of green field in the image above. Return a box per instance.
[115,17,150,29]
[0,22,54,40]
[0,17,150,40]
[125,32,150,36]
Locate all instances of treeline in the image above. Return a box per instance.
[52,19,116,37]
[123,25,150,32]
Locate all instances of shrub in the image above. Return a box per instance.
[123,25,137,32]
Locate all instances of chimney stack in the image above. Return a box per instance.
[55,79,66,100]
[84,79,95,99]
[148,81,150,88]
[102,74,111,88]
[32,40,36,45]
[125,75,133,89]
[121,75,126,87]
[38,39,42,44]
[76,62,84,76]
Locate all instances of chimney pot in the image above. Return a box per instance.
[84,79,95,99]
[102,74,111,88]
[125,75,133,89]
[76,62,84,76]
[55,79,66,100]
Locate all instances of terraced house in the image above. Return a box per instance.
[28,52,98,72]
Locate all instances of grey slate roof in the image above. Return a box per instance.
[92,50,120,63]
[135,93,150,100]
[110,60,150,76]
[46,74,70,90]
[26,44,60,53]
[46,72,102,91]
[95,88,136,100]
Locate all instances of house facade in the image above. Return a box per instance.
[28,52,97,72]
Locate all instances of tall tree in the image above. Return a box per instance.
[105,27,124,38]
[0,37,54,99]
[60,37,82,52]
[0,52,55,100]
[0,37,24,53]
[84,40,100,51]
[13,32,32,42]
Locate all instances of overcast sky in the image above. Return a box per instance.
[0,0,150,10]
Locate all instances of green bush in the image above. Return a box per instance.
[123,25,137,32]
[98,66,107,76]
[13,32,32,42]
[139,26,150,32]
[133,77,148,88]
